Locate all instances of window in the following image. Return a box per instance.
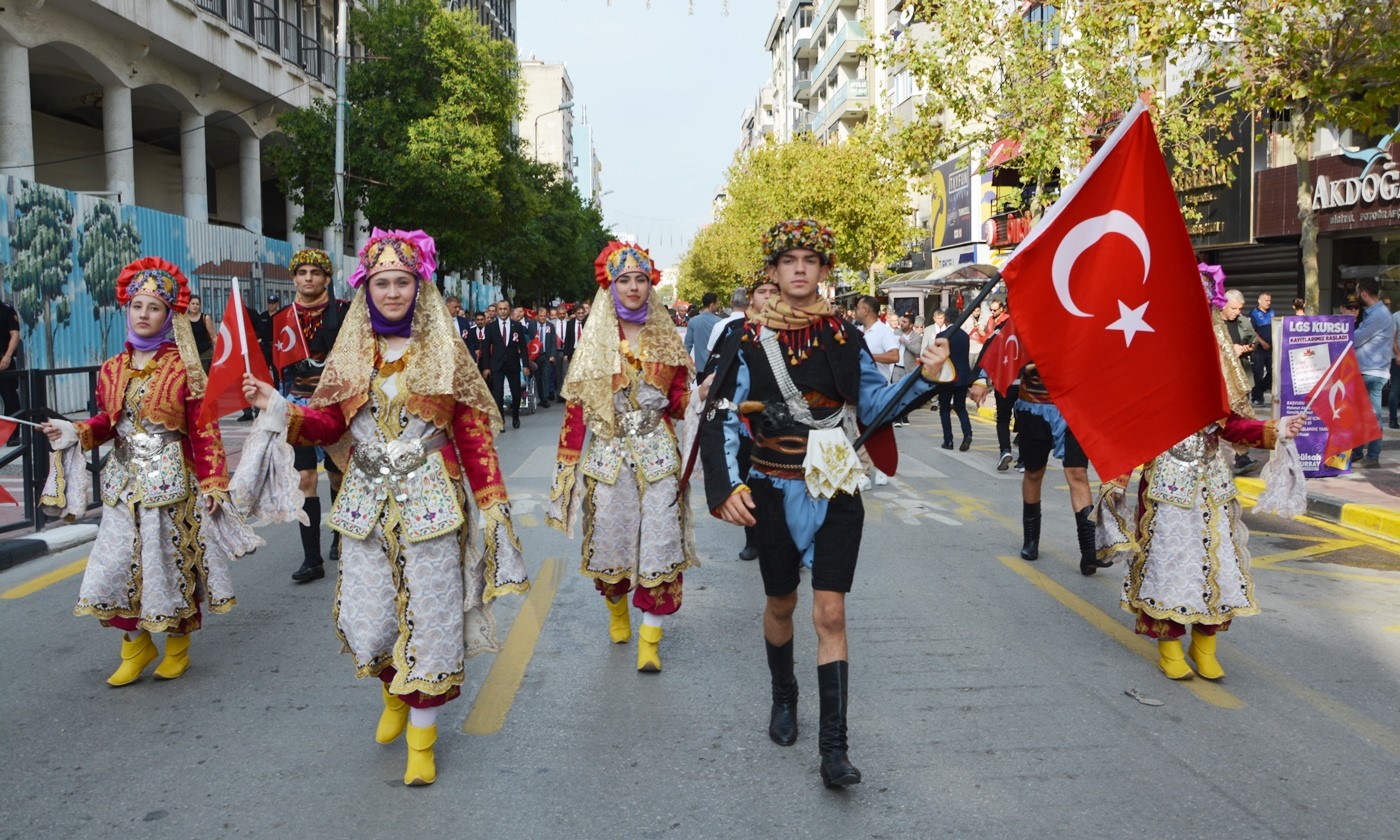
[1023,3,1060,51]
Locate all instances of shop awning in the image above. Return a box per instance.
[879,263,1001,292]
[987,137,1024,169]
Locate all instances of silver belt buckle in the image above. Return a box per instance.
[353,439,430,485]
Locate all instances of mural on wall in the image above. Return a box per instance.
[0,177,357,412]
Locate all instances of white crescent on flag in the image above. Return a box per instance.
[1329,380,1347,420]
[275,324,297,353]
[214,324,233,366]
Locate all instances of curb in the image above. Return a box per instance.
[0,524,99,572]
[1234,477,1400,546]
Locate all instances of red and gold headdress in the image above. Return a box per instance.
[347,228,438,289]
[115,257,192,313]
[594,241,661,289]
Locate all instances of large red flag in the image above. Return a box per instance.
[1000,100,1228,479]
[981,318,1022,397]
[1305,343,1380,461]
[271,305,310,372]
[199,284,274,426]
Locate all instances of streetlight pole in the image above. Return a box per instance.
[331,0,350,264]
[532,100,574,164]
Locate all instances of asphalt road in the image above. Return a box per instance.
[2,405,1397,839]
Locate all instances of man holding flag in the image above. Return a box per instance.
[274,249,351,582]
[996,98,1307,681]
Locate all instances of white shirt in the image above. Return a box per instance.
[862,319,900,382]
[706,311,745,354]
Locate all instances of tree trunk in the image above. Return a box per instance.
[1291,108,1320,314]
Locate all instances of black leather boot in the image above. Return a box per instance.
[1076,505,1110,576]
[294,497,325,583]
[739,526,759,562]
[817,661,861,788]
[1020,501,1041,561]
[766,640,798,746]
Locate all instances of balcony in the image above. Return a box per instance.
[193,0,335,86]
[814,78,869,135]
[794,72,812,100]
[811,21,867,86]
[792,27,816,59]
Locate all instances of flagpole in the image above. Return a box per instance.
[1303,341,1352,414]
[0,413,41,429]
[289,301,312,358]
[233,277,252,377]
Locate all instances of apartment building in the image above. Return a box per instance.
[520,59,575,180]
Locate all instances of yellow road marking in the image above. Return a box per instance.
[517,513,540,529]
[996,555,1245,709]
[1250,539,1362,568]
[1224,646,1400,758]
[1384,625,1400,633]
[1255,565,1400,586]
[1293,514,1400,556]
[463,555,560,736]
[1,557,89,600]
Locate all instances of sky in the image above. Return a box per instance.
[516,0,777,268]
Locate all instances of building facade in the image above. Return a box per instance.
[520,59,575,180]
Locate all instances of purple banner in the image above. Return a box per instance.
[1277,315,1355,476]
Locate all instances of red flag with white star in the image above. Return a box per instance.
[199,283,274,426]
[271,305,311,372]
[1000,100,1228,479]
[1305,343,1381,461]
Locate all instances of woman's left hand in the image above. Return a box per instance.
[205,494,221,513]
[1279,414,1305,441]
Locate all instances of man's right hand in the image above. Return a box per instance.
[716,488,756,527]
[969,382,989,405]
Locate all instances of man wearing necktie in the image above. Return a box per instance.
[483,299,524,428]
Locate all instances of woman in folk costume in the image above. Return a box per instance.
[1101,264,1304,681]
[39,258,257,686]
[547,241,698,673]
[241,228,528,786]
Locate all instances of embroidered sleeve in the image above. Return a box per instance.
[857,349,935,426]
[74,416,115,451]
[1221,413,1276,449]
[452,401,509,509]
[666,363,691,419]
[285,401,348,447]
[186,387,230,492]
[547,401,586,533]
[556,401,586,465]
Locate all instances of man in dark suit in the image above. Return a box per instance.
[483,299,525,428]
[532,308,558,408]
[465,311,487,369]
[560,306,584,380]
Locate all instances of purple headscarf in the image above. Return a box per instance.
[611,277,649,325]
[367,279,418,338]
[126,306,175,352]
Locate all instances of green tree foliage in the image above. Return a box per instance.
[678,127,917,301]
[10,182,74,367]
[1210,0,1400,313]
[78,201,142,360]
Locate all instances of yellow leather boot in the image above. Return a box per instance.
[376,684,409,744]
[154,634,191,680]
[607,596,631,644]
[108,631,158,687]
[403,723,437,786]
[1188,631,1225,680]
[1157,638,1195,680]
[636,624,663,673]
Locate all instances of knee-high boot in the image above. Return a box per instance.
[1076,505,1110,576]
[766,640,798,746]
[294,497,325,582]
[1020,502,1041,561]
[327,485,341,562]
[817,661,861,788]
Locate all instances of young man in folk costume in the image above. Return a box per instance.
[277,248,352,583]
[548,241,697,673]
[699,219,958,788]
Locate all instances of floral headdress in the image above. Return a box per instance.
[594,241,661,289]
[347,228,438,289]
[746,266,777,294]
[762,218,837,266]
[1199,262,1227,310]
[289,248,334,275]
[115,257,192,313]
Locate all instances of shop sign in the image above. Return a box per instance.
[1172,110,1252,248]
[1276,314,1356,476]
[1257,138,1400,237]
[983,211,1032,249]
[931,154,973,250]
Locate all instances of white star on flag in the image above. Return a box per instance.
[1106,300,1154,346]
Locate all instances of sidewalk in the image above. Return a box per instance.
[974,404,1400,546]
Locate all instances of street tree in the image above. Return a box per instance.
[679,126,917,300]
[1207,0,1400,313]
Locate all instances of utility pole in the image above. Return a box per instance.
[332,0,350,264]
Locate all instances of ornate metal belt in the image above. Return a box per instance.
[116,430,181,464]
[615,408,663,438]
[351,435,448,485]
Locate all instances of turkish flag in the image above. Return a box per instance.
[0,417,17,448]
[1306,343,1381,461]
[271,305,310,372]
[981,318,1022,397]
[199,285,274,426]
[1000,100,1228,479]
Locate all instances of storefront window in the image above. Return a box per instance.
[1333,234,1400,312]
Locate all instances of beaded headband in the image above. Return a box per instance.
[289,248,333,275]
